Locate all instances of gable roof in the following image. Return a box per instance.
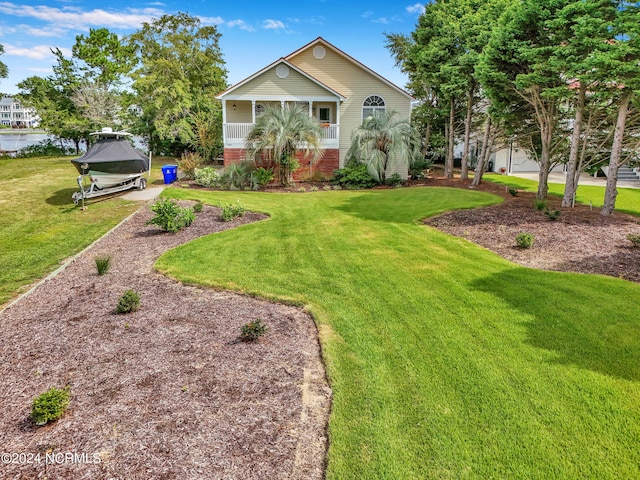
[215,58,346,100]
[285,37,414,101]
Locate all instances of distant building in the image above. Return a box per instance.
[0,97,40,128]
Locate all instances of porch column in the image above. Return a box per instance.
[251,100,256,124]
[308,101,313,118]
[280,100,285,110]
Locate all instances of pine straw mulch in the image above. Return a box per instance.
[0,201,331,480]
[421,176,640,284]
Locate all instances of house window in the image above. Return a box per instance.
[255,103,264,117]
[318,107,331,123]
[362,95,385,120]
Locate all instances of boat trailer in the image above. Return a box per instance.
[72,173,147,205]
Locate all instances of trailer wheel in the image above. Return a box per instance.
[138,178,147,191]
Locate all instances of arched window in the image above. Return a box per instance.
[362,95,386,120]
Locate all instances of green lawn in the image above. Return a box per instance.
[0,156,166,306]
[157,186,640,480]
[485,173,640,215]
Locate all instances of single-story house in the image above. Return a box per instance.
[215,37,414,179]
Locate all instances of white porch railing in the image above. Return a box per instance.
[223,123,339,148]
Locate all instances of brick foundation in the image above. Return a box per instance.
[223,148,340,181]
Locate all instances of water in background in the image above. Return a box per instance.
[0,132,147,154]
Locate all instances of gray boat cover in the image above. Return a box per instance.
[71,138,150,174]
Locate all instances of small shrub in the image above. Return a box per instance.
[627,233,640,247]
[177,152,203,179]
[310,186,319,192]
[16,140,72,158]
[331,162,379,189]
[297,186,307,193]
[194,167,220,188]
[31,386,70,426]
[533,199,548,211]
[545,209,561,221]
[220,200,245,222]
[408,157,432,180]
[193,202,203,213]
[225,161,255,190]
[147,198,195,233]
[323,185,332,191]
[251,167,275,190]
[240,319,268,342]
[116,289,140,314]
[516,233,534,249]
[95,255,112,276]
[332,184,342,190]
[386,172,403,187]
[508,188,519,197]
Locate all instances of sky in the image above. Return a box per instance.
[0,1,426,95]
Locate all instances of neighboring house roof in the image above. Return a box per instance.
[215,58,346,101]
[285,37,414,101]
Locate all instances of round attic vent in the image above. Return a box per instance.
[276,64,290,79]
[313,46,326,59]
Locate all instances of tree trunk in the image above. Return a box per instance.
[445,97,455,179]
[471,115,492,188]
[423,122,431,157]
[461,87,474,181]
[537,122,552,200]
[601,90,632,216]
[562,82,586,208]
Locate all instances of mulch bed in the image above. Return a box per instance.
[2,176,638,479]
[422,176,640,283]
[0,202,331,480]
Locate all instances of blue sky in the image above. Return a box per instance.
[0,1,425,95]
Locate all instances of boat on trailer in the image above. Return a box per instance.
[71,128,151,204]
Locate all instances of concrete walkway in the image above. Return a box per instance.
[122,185,167,201]
[508,171,640,189]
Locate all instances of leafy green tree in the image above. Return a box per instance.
[0,44,8,83]
[595,1,640,215]
[18,29,135,147]
[72,28,136,89]
[479,0,568,200]
[127,13,228,159]
[387,0,513,180]
[245,103,323,186]
[544,0,618,207]
[18,48,91,153]
[346,110,422,183]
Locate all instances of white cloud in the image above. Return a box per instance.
[0,3,163,30]
[28,67,54,73]
[14,24,68,38]
[199,15,225,26]
[226,19,256,32]
[407,3,426,15]
[263,19,285,30]
[4,44,71,60]
[372,17,390,24]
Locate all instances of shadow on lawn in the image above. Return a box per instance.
[472,268,640,381]
[333,186,499,224]
[46,187,77,206]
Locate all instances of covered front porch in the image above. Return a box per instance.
[220,98,341,149]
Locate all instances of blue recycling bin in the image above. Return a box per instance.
[161,164,178,184]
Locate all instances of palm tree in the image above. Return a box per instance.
[245,103,323,186]
[346,110,422,182]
